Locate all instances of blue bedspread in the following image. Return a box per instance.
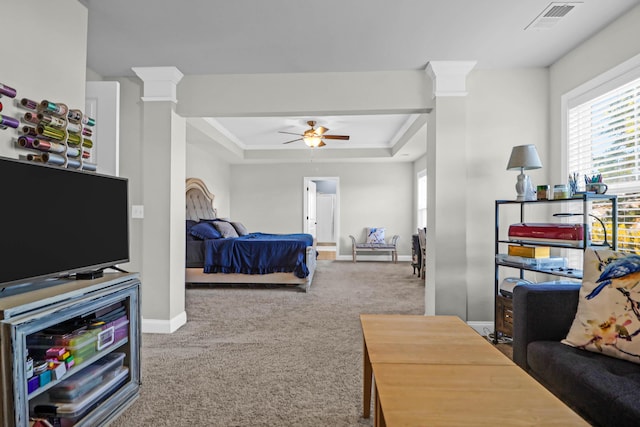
[203,233,314,278]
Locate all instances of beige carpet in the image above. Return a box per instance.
[111,261,425,426]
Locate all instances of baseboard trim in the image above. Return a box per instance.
[466,321,493,336]
[335,255,412,262]
[142,311,187,334]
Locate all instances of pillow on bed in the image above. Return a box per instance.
[231,221,249,236]
[186,220,199,241]
[190,221,223,240]
[213,221,239,238]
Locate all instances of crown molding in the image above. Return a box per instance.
[132,66,184,102]
[425,61,477,97]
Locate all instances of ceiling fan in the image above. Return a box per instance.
[279,120,350,148]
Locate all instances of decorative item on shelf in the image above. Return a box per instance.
[585,173,607,194]
[553,184,570,199]
[506,144,542,201]
[507,244,550,258]
[508,222,584,247]
[569,172,579,197]
[553,212,611,247]
[536,184,550,200]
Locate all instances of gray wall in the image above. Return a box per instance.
[228,162,414,257]
[548,4,640,185]
[0,0,87,159]
[186,142,232,218]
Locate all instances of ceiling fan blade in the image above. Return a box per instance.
[278,131,303,136]
[282,138,302,144]
[315,126,328,135]
[322,135,350,140]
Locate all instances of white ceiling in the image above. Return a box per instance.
[81,0,640,162]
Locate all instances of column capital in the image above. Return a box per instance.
[132,66,184,103]
[425,61,477,97]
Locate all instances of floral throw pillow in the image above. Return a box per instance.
[563,248,640,364]
[366,227,385,244]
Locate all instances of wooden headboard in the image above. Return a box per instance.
[186,178,217,221]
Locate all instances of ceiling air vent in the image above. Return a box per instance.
[525,2,581,30]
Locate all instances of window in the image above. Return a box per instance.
[417,170,427,229]
[567,75,640,253]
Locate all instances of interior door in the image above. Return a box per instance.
[306,181,317,238]
[316,193,335,243]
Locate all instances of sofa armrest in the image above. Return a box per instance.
[512,283,581,371]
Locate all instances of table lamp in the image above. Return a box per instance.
[506,144,542,201]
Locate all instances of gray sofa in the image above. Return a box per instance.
[513,283,640,427]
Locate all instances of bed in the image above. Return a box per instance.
[185,178,316,292]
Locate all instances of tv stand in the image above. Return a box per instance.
[0,272,140,427]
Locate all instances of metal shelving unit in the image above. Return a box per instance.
[493,194,618,342]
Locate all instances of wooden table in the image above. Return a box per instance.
[360,314,588,426]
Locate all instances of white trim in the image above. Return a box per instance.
[141,311,187,334]
[132,66,184,103]
[466,321,494,336]
[425,61,477,98]
[336,254,412,262]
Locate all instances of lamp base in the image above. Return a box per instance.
[515,172,536,201]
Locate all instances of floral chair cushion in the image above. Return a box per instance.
[563,248,640,364]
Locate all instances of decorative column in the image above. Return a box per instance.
[132,66,187,333]
[424,61,476,319]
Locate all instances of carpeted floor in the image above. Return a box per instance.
[111,261,425,426]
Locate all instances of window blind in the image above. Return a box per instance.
[568,76,640,253]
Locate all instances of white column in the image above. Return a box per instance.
[424,61,476,319]
[132,66,187,333]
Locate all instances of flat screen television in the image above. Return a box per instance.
[0,156,129,289]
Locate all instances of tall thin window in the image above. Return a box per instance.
[567,76,640,252]
[417,170,427,229]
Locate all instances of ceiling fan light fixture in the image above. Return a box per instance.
[304,135,323,148]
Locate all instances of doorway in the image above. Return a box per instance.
[303,177,339,260]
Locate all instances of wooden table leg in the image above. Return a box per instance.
[363,337,372,418]
[374,381,385,427]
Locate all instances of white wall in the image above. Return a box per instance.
[229,162,414,257]
[0,0,87,159]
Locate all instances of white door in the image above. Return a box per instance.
[306,181,317,238]
[316,194,335,243]
[86,81,120,176]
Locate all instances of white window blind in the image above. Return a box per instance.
[568,76,640,253]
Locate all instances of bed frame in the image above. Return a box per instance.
[185,178,316,292]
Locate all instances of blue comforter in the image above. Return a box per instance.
[203,233,314,278]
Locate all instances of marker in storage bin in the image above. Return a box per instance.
[28,328,100,367]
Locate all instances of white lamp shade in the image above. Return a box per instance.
[506,144,542,170]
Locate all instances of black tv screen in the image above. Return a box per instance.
[0,156,129,287]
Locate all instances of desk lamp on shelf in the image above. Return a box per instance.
[506,144,542,201]
[553,212,611,248]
